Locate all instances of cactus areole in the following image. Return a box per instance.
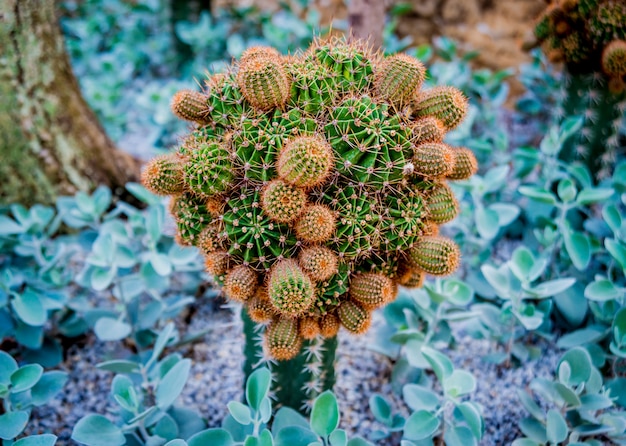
[142,38,476,363]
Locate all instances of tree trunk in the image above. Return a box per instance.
[0,0,140,206]
[348,0,386,51]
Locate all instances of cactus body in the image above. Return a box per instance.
[268,260,315,317]
[349,272,395,310]
[222,188,298,271]
[410,236,461,276]
[277,136,334,188]
[299,246,339,282]
[146,37,475,412]
[375,53,426,106]
[560,73,626,178]
[412,87,468,130]
[261,180,307,224]
[325,96,412,186]
[243,309,337,413]
[171,89,209,123]
[237,56,291,111]
[233,109,316,182]
[379,188,426,252]
[141,154,185,196]
[337,300,371,334]
[426,183,459,224]
[294,205,336,243]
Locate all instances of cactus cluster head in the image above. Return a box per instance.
[142,37,477,360]
[532,0,626,92]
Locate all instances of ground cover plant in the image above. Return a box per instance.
[1,1,626,445]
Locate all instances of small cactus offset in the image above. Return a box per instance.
[142,36,476,412]
[530,0,626,179]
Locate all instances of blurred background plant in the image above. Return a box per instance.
[1,0,625,445]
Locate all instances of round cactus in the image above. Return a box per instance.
[299,246,339,282]
[411,117,446,145]
[265,317,302,361]
[602,40,626,78]
[261,179,307,224]
[144,37,475,361]
[337,300,371,334]
[224,265,258,302]
[299,317,321,340]
[171,89,209,123]
[277,135,334,188]
[349,272,395,310]
[294,204,336,243]
[183,138,233,198]
[141,154,185,196]
[448,147,479,180]
[412,87,468,130]
[320,313,341,338]
[425,183,459,224]
[237,54,291,111]
[412,143,456,178]
[268,259,315,317]
[409,236,461,277]
[248,288,275,323]
[204,251,231,278]
[375,53,426,106]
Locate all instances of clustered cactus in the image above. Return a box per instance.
[530,0,626,179]
[141,38,476,364]
[533,0,626,90]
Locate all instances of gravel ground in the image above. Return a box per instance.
[28,302,561,445]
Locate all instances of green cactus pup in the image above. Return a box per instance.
[142,36,475,413]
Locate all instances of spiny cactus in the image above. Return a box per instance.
[170,89,210,123]
[143,36,476,413]
[530,0,626,179]
[141,154,185,196]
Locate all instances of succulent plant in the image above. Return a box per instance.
[530,0,626,178]
[143,37,475,412]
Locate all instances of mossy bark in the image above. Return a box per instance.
[0,0,139,206]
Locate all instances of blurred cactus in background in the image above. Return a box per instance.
[142,36,476,412]
[530,0,626,178]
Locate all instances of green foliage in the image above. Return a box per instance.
[514,347,626,445]
[0,184,209,359]
[71,323,205,446]
[220,368,372,446]
[369,347,483,446]
[0,351,66,443]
